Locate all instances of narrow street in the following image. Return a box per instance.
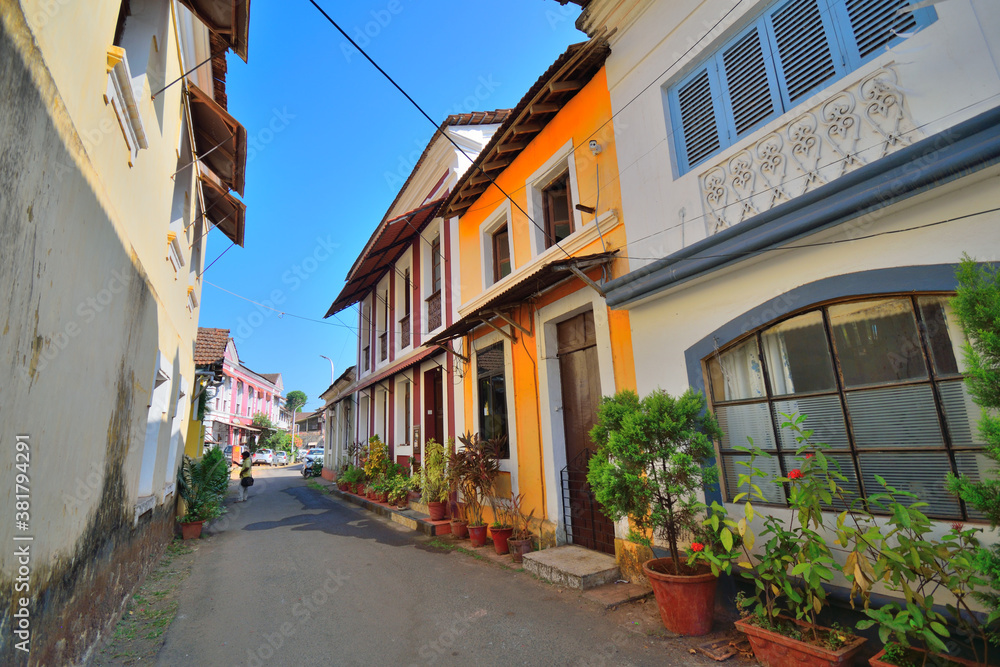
[155,466,717,667]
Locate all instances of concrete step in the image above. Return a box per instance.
[522,545,620,590]
[582,581,653,609]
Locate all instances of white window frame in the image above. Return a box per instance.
[480,200,514,288]
[526,140,582,258]
[470,331,519,492]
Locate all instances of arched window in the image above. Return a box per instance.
[706,294,989,520]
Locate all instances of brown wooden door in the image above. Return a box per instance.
[557,312,615,554]
[424,367,444,446]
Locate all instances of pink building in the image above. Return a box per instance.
[194,328,285,458]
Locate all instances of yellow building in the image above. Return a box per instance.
[0,1,249,663]
[430,39,636,553]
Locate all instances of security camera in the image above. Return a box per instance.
[589,140,602,156]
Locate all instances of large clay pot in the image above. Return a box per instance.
[450,520,469,539]
[427,501,447,521]
[642,558,717,636]
[468,524,488,547]
[180,520,204,540]
[869,647,980,667]
[490,527,514,555]
[735,617,866,667]
[508,537,533,563]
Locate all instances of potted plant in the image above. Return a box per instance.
[176,451,227,539]
[446,446,469,538]
[507,493,536,563]
[487,493,517,555]
[700,414,866,666]
[456,433,501,547]
[388,475,411,509]
[422,437,449,520]
[587,388,722,636]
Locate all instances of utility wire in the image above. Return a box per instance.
[306,0,570,258]
[198,242,235,278]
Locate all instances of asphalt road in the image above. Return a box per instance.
[155,466,717,667]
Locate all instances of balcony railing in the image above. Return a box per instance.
[426,291,442,332]
[399,315,410,349]
[379,333,388,361]
[362,346,370,371]
[698,68,916,235]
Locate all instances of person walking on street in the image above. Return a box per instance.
[237,449,253,502]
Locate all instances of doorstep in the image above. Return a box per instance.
[329,488,451,536]
[522,545,621,590]
[581,580,653,609]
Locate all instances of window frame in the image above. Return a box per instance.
[526,140,582,258]
[541,171,575,249]
[476,342,511,459]
[667,0,936,174]
[705,292,983,521]
[492,225,512,282]
[430,235,442,295]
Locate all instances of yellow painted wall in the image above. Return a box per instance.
[456,67,636,539]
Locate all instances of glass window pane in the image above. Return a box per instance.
[772,395,850,450]
[939,381,985,448]
[859,452,961,518]
[761,311,837,396]
[955,452,998,521]
[708,338,766,402]
[716,402,776,450]
[722,453,786,504]
[829,298,928,387]
[917,296,966,376]
[782,453,860,510]
[846,385,944,449]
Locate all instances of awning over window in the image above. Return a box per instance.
[177,0,250,62]
[353,348,439,394]
[325,198,445,317]
[201,176,246,247]
[188,83,247,196]
[425,252,617,346]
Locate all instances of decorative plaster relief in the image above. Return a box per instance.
[700,68,917,234]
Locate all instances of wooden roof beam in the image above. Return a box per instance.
[529,102,560,115]
[512,122,544,136]
[497,140,530,155]
[549,80,583,93]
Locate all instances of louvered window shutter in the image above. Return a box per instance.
[720,28,779,136]
[767,0,840,104]
[846,0,917,59]
[675,67,723,169]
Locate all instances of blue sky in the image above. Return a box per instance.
[198,1,586,411]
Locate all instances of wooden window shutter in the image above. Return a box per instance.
[676,68,722,169]
[721,28,778,135]
[846,0,916,59]
[768,0,839,103]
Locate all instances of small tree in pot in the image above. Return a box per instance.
[421,438,449,520]
[587,388,722,636]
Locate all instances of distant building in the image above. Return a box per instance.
[321,366,357,477]
[295,409,326,450]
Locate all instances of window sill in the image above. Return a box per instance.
[424,290,442,303]
[105,46,148,163]
[133,494,155,526]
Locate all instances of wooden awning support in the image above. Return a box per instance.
[566,265,606,298]
[435,343,469,364]
[477,317,516,342]
[490,310,531,336]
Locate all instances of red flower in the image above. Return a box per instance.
[952,522,965,531]
[805,453,814,459]
[691,542,705,552]
[788,469,803,480]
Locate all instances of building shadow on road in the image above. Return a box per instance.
[240,486,418,548]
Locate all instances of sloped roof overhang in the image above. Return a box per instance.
[188,83,247,196]
[177,0,251,62]
[325,199,445,317]
[352,348,439,394]
[426,252,617,346]
[201,176,246,246]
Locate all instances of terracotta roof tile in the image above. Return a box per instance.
[194,327,230,366]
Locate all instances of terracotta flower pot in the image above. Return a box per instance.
[451,520,469,539]
[869,647,980,667]
[642,558,717,636]
[508,537,533,563]
[735,616,866,667]
[490,526,514,555]
[377,492,388,503]
[468,524,488,547]
[427,501,447,521]
[367,489,377,501]
[353,483,365,495]
[180,520,204,540]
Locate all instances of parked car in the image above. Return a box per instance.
[303,448,325,464]
[274,451,289,465]
[223,445,233,466]
[252,449,274,466]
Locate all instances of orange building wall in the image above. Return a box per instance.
[456,67,636,539]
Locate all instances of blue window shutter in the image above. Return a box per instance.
[672,65,724,171]
[844,0,918,60]
[718,25,781,136]
[765,0,842,105]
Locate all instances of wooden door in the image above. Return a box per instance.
[558,312,615,554]
[423,367,444,447]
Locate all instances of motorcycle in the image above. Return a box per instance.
[302,458,323,479]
